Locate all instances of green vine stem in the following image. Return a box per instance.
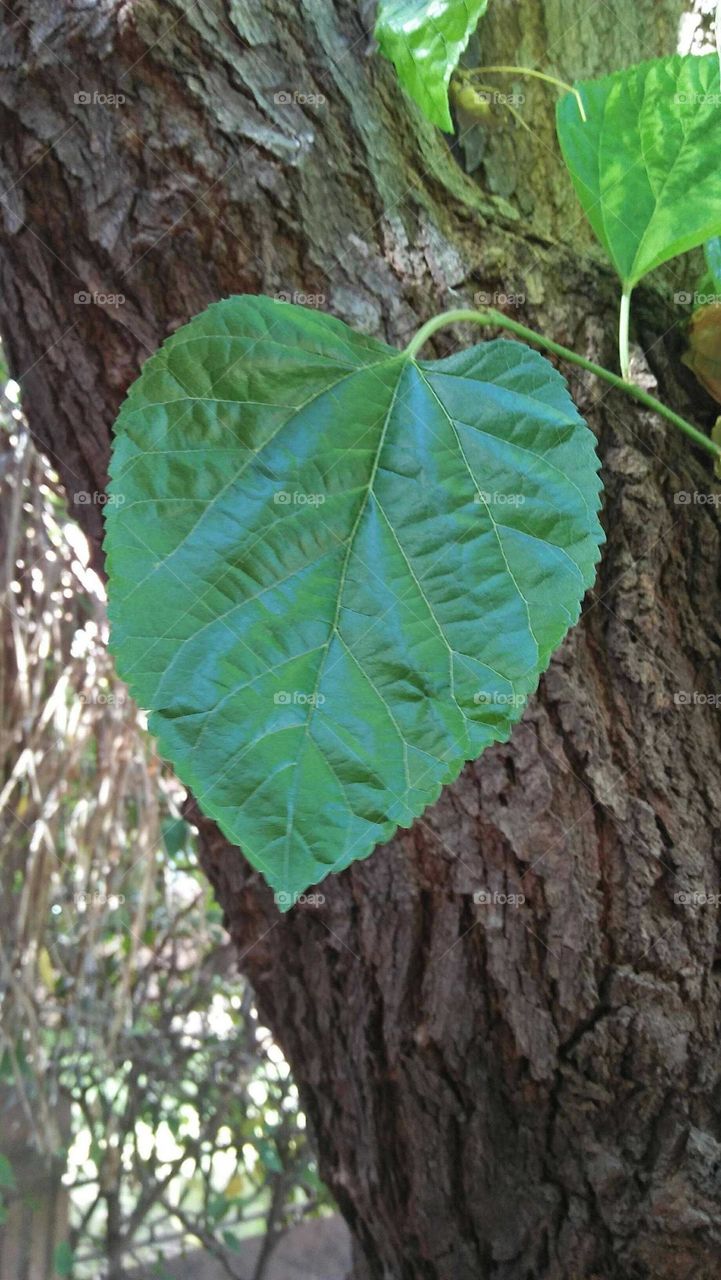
[465,65,587,121]
[404,308,721,463]
[619,288,632,381]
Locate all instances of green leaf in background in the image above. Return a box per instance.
[702,236,721,295]
[0,1155,14,1190]
[162,816,191,860]
[222,1229,243,1253]
[375,0,489,130]
[556,55,721,290]
[105,296,603,905]
[53,1241,75,1278]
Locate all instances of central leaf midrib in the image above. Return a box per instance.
[280,354,409,876]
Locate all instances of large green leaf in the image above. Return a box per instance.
[556,54,721,290]
[105,296,603,905]
[375,0,489,131]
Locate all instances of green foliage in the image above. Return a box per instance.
[0,407,331,1278]
[698,236,721,297]
[105,296,603,904]
[53,1241,75,1278]
[0,1154,15,1190]
[556,55,721,291]
[161,814,192,860]
[375,0,489,130]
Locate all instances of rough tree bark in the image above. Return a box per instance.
[2,2,721,1277]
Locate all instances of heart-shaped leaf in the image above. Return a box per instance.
[556,54,721,291]
[105,297,603,905]
[375,0,490,131]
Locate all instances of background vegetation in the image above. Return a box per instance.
[0,373,332,1278]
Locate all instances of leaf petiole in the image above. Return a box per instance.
[619,288,632,381]
[466,65,587,121]
[404,307,721,463]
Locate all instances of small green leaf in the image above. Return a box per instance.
[222,1229,243,1253]
[375,0,490,130]
[208,1194,231,1222]
[557,54,721,290]
[162,816,190,859]
[255,1137,283,1174]
[53,1241,74,1278]
[105,297,603,905]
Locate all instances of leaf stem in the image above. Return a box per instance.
[466,65,587,121]
[619,288,632,381]
[404,308,721,462]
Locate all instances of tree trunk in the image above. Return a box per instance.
[3,2,721,1276]
[0,1090,70,1280]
